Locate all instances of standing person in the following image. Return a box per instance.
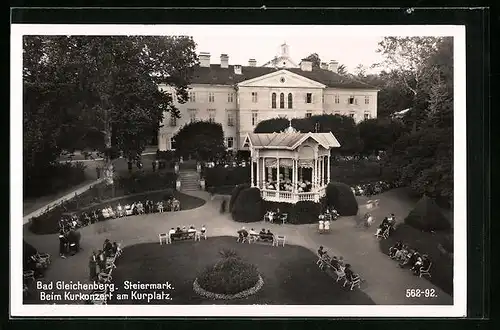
[95,166,101,179]
[152,159,157,172]
[89,251,98,281]
[127,159,133,173]
[58,230,67,259]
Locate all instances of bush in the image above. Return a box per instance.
[196,250,260,295]
[404,195,451,232]
[229,184,250,212]
[24,162,87,198]
[231,187,263,223]
[323,182,359,216]
[379,223,453,295]
[262,200,321,224]
[204,166,250,188]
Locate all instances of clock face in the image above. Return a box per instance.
[280,77,286,83]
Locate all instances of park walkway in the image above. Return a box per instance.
[22,188,452,305]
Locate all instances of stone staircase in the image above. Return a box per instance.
[178,170,200,191]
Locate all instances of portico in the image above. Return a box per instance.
[243,129,340,203]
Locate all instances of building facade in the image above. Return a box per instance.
[158,43,379,151]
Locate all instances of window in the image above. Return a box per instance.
[227,111,235,127]
[279,93,285,109]
[348,96,355,105]
[306,112,312,118]
[228,93,234,103]
[306,93,312,104]
[169,114,177,127]
[208,92,215,103]
[189,92,196,102]
[365,96,370,104]
[271,93,277,108]
[334,111,340,115]
[364,113,371,120]
[170,138,176,150]
[208,109,216,123]
[287,93,293,109]
[322,94,325,104]
[226,137,234,149]
[251,92,258,103]
[334,94,340,104]
[251,112,258,126]
[188,109,197,122]
[349,112,355,118]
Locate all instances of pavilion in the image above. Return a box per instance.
[242,125,341,203]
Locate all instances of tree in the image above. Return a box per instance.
[173,121,226,162]
[357,118,407,155]
[303,53,321,68]
[336,64,348,76]
[23,35,198,177]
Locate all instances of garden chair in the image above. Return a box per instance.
[419,262,432,278]
[343,275,361,290]
[23,270,35,283]
[34,252,51,266]
[280,213,288,225]
[376,227,390,239]
[272,235,286,247]
[98,267,113,284]
[159,233,169,245]
[248,234,259,244]
[194,231,202,242]
[172,200,181,211]
[318,256,333,271]
[106,256,117,269]
[334,266,346,283]
[90,288,108,305]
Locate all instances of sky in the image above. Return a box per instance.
[163,25,386,74]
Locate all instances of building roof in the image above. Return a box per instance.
[244,132,341,150]
[190,64,377,89]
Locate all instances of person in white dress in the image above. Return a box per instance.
[324,219,330,232]
[318,220,325,233]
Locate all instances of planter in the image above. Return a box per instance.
[176,180,181,190]
[193,275,264,300]
[200,179,206,190]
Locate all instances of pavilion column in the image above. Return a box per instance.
[276,157,280,191]
[319,157,323,187]
[261,157,265,189]
[327,155,331,184]
[314,157,319,191]
[293,159,298,193]
[256,158,260,189]
[251,158,254,187]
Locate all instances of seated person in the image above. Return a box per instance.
[175,226,182,234]
[399,250,417,268]
[181,226,188,233]
[389,241,403,258]
[249,228,258,236]
[394,245,408,261]
[237,227,249,242]
[157,201,164,212]
[136,202,144,214]
[330,256,340,269]
[344,264,356,282]
[111,242,118,255]
[188,225,196,233]
[380,217,390,228]
[375,222,389,236]
[117,204,124,217]
[103,239,113,257]
[317,246,326,257]
[418,255,431,275]
[411,255,424,275]
[168,227,176,238]
[201,225,206,234]
[265,229,274,240]
[259,228,267,239]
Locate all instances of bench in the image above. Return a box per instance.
[170,231,196,242]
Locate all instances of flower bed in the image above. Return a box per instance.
[195,249,261,298]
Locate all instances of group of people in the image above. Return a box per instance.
[351,180,403,197]
[237,227,275,243]
[317,246,358,284]
[375,213,397,237]
[264,208,287,224]
[168,225,206,240]
[88,239,120,281]
[58,228,81,259]
[318,208,339,233]
[388,242,432,277]
[58,197,181,231]
[264,179,313,193]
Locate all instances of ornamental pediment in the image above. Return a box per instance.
[237,70,326,89]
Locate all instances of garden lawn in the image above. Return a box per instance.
[27,191,205,235]
[378,223,453,296]
[109,236,375,305]
[330,159,383,185]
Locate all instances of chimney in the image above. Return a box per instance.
[248,59,257,67]
[320,62,328,70]
[220,54,229,68]
[199,52,211,67]
[234,65,242,75]
[300,60,313,72]
[328,60,339,73]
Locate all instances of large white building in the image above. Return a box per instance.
[158,43,378,151]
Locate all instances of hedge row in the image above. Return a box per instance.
[323,182,359,216]
[203,166,250,188]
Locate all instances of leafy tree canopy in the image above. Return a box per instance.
[173,121,226,162]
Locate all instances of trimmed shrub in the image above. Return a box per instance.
[196,249,260,295]
[204,166,250,188]
[323,182,359,216]
[229,183,250,212]
[24,162,87,198]
[231,187,263,223]
[404,195,451,232]
[293,201,322,224]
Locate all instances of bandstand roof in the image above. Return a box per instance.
[243,132,341,150]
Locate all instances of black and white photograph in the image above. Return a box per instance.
[11,23,466,317]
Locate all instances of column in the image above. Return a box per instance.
[294,159,299,194]
[327,154,331,184]
[256,158,260,189]
[262,157,265,189]
[314,158,318,190]
[319,157,323,187]
[276,157,280,191]
[251,158,254,187]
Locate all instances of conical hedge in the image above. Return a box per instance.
[404,195,451,232]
